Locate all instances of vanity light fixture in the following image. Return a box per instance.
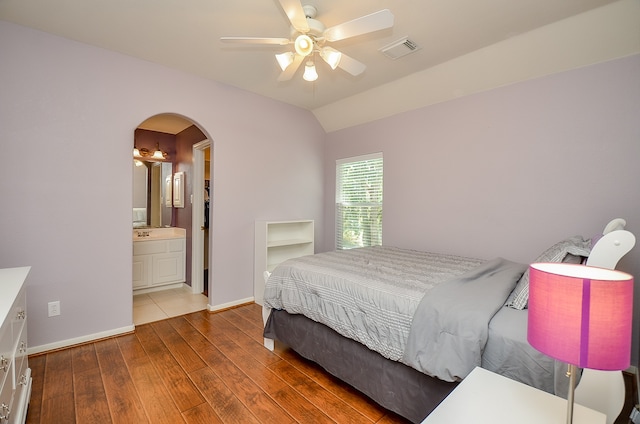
[152,144,165,159]
[132,142,168,161]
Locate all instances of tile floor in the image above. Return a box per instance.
[133,285,209,325]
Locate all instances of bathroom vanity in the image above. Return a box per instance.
[133,228,186,292]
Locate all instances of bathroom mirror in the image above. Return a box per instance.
[133,160,173,228]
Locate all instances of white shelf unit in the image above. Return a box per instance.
[254,220,314,305]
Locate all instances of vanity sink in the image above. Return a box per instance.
[133,227,186,241]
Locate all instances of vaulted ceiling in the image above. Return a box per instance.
[1,0,635,131]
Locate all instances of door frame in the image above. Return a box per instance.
[191,139,210,295]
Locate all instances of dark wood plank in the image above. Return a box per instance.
[41,349,73,400]
[115,332,148,363]
[188,366,261,424]
[39,349,76,421]
[275,343,390,422]
[94,338,149,423]
[73,367,112,423]
[221,308,264,342]
[126,356,185,424]
[188,311,280,367]
[170,316,295,423]
[181,402,225,424]
[150,319,207,373]
[39,392,76,424]
[268,359,373,423]
[231,303,264,328]
[191,314,333,423]
[26,304,423,424]
[70,343,100,375]
[133,323,206,412]
[25,354,45,424]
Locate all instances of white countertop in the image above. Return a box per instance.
[0,267,31,324]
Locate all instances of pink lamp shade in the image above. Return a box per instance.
[527,262,634,371]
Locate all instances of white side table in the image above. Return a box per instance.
[422,367,605,424]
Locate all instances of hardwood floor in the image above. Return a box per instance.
[26,303,409,424]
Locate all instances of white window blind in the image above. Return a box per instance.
[336,153,383,250]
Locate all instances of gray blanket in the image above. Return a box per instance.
[264,246,485,362]
[402,257,527,381]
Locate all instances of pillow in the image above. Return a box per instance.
[507,236,591,310]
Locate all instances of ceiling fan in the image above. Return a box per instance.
[221,0,394,82]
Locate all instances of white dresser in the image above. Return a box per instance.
[0,267,31,424]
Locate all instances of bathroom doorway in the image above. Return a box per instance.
[132,113,211,325]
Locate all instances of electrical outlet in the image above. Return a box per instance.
[48,301,60,317]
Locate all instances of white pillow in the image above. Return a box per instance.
[508,236,591,310]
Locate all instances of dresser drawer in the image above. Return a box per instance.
[0,324,11,392]
[13,325,27,392]
[9,288,26,345]
[0,360,13,423]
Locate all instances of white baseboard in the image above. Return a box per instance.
[208,297,255,312]
[28,325,135,355]
[28,295,255,355]
[132,282,185,295]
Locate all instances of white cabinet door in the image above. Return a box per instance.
[133,255,152,289]
[152,253,185,285]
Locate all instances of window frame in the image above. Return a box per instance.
[335,152,383,250]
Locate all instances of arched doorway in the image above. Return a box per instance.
[131,113,212,325]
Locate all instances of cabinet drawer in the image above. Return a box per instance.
[12,367,31,424]
[0,373,12,423]
[10,288,26,348]
[133,240,166,256]
[0,324,12,391]
[13,325,27,391]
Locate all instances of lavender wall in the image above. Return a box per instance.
[324,54,640,363]
[0,21,325,350]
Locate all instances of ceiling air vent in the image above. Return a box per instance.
[379,37,420,59]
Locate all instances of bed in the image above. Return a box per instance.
[261,219,635,423]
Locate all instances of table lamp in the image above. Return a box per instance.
[527,262,634,424]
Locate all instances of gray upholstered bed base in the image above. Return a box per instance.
[264,309,458,423]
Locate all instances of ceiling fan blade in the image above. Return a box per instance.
[220,37,291,45]
[323,9,394,42]
[337,53,366,76]
[277,0,309,33]
[277,54,305,81]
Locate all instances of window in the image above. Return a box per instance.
[336,153,383,250]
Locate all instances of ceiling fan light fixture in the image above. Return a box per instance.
[294,34,314,57]
[320,47,342,70]
[275,51,295,71]
[303,61,318,82]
